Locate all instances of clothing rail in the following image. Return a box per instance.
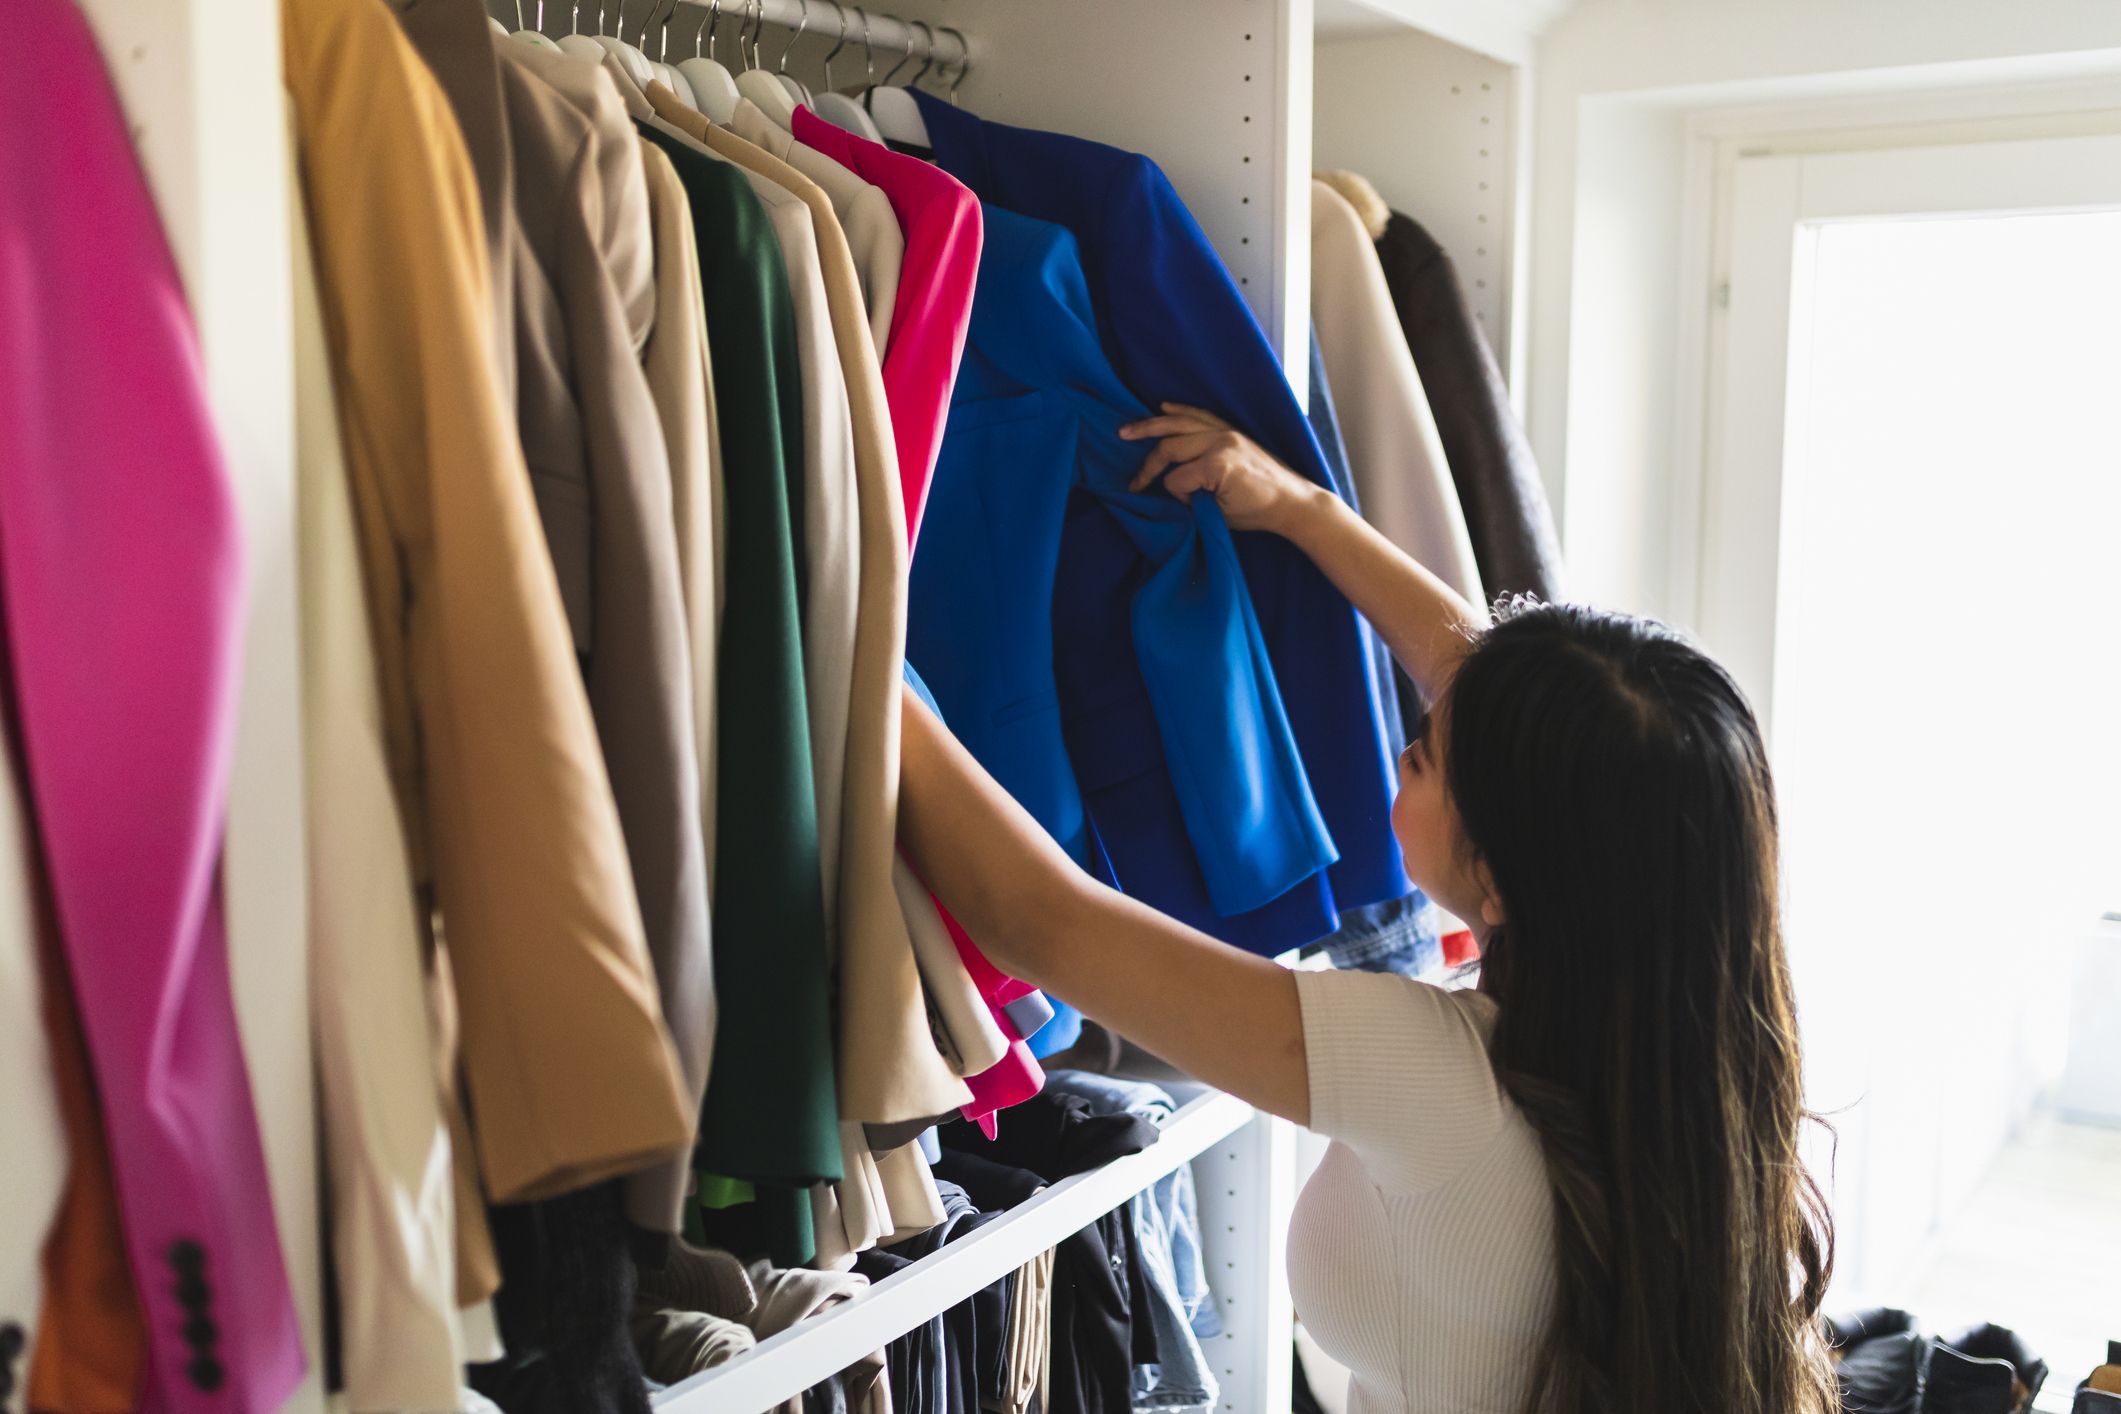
[661,0,971,69]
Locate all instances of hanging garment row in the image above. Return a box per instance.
[0,0,1562,1409]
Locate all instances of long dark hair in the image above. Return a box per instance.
[1443,602,1836,1414]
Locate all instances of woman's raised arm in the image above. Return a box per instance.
[895,683,1312,1126]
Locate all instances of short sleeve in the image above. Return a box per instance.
[1296,968,1512,1192]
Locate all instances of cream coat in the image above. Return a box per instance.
[293,174,467,1412]
[638,137,725,899]
[1310,180,1484,604]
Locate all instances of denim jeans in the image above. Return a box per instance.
[1313,889,1443,977]
[1045,1072,1220,1413]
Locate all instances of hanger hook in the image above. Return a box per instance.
[940,26,967,103]
[693,0,713,58]
[512,0,525,31]
[748,0,765,71]
[856,7,874,83]
[778,0,807,75]
[822,3,848,91]
[657,0,677,54]
[907,20,935,89]
[877,16,918,86]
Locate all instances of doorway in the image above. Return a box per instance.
[1698,131,2121,1392]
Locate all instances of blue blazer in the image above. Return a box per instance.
[908,209,1335,937]
[912,92,1412,927]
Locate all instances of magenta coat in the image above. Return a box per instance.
[0,4,305,1409]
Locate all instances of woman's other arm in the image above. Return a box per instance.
[897,683,1311,1126]
[1121,403,1485,705]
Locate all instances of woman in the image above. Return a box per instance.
[895,405,1838,1414]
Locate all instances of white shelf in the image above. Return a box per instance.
[652,1089,1257,1414]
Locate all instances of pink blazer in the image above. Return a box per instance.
[792,105,981,542]
[797,108,1047,1129]
[0,6,305,1410]
[940,906,1044,1136]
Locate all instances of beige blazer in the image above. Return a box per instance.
[638,137,726,899]
[732,100,904,352]
[1310,179,1484,604]
[292,170,466,1412]
[648,87,977,1128]
[286,0,693,1223]
[493,38,654,347]
[495,44,712,1238]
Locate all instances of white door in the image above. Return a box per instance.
[1702,132,2121,1305]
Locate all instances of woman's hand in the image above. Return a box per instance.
[1123,404,1483,702]
[1119,402,1326,536]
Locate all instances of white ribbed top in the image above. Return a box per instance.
[1290,969,1558,1414]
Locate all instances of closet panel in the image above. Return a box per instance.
[66,7,323,1414]
[1194,1114,1300,1413]
[1314,26,1523,371]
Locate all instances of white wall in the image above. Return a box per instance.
[1525,0,2121,619]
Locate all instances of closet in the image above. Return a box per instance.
[69,1,1545,1410]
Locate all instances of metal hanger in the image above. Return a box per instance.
[811,3,883,140]
[775,0,813,107]
[821,5,848,92]
[874,17,921,88]
[906,18,937,90]
[511,0,564,51]
[556,0,605,60]
[734,0,800,127]
[676,0,741,122]
[592,0,658,94]
[866,17,932,148]
[939,25,967,104]
[645,0,698,107]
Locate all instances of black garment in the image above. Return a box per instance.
[939,1094,1157,1414]
[1825,1310,2049,1414]
[472,1181,650,1414]
[1292,1337,1331,1414]
[854,1248,973,1414]
[1372,212,1564,604]
[942,1091,1158,1182]
[1945,1325,2048,1411]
